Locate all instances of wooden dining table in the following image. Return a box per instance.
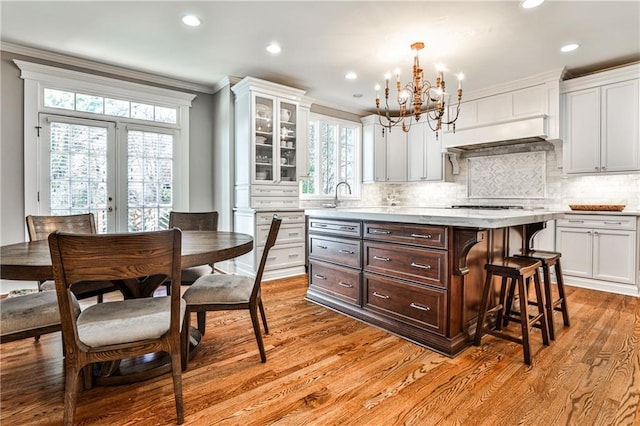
[0,230,253,385]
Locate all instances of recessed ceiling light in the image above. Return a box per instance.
[182,15,201,27]
[560,43,580,53]
[345,72,358,80]
[521,0,544,9]
[266,43,281,54]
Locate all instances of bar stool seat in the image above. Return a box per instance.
[515,250,570,340]
[474,257,550,365]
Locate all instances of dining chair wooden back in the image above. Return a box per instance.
[165,211,219,293]
[48,229,186,425]
[26,213,117,302]
[181,216,281,368]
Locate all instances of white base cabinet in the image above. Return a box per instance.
[556,214,639,296]
[234,210,306,280]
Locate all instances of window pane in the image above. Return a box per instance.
[76,93,104,114]
[155,106,177,124]
[48,121,108,222]
[105,98,130,117]
[302,121,317,194]
[341,127,357,184]
[131,102,154,120]
[127,130,174,232]
[44,88,74,110]
[320,123,337,195]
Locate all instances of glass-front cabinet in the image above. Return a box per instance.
[253,95,297,184]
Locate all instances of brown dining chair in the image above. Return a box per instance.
[181,216,281,368]
[48,229,186,425]
[163,211,219,295]
[26,213,118,302]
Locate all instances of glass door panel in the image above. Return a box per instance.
[255,96,274,182]
[279,100,297,183]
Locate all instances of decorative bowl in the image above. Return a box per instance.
[256,104,271,119]
[255,135,267,144]
[256,171,267,180]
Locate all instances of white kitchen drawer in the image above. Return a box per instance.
[257,222,304,246]
[257,243,305,270]
[558,214,637,230]
[251,196,299,209]
[256,210,305,224]
[251,185,299,198]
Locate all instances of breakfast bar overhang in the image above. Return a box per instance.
[304,207,563,356]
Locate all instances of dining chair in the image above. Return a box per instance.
[26,213,118,302]
[1,291,80,344]
[48,229,186,425]
[163,211,219,295]
[181,216,281,368]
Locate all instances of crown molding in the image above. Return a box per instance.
[1,41,215,94]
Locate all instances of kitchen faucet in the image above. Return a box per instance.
[334,181,352,207]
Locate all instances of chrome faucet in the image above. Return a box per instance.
[334,181,352,207]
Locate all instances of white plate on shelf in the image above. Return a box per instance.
[256,104,272,119]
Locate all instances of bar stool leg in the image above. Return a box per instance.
[474,271,495,346]
[517,275,532,365]
[495,276,509,331]
[555,261,571,327]
[533,270,550,346]
[541,263,556,340]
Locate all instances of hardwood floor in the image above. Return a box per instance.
[1,275,638,425]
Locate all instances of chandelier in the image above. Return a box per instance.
[375,42,464,138]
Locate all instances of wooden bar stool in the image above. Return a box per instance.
[474,257,550,365]
[515,250,570,340]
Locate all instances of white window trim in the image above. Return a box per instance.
[15,60,196,218]
[301,113,362,201]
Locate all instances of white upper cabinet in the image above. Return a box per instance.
[361,115,407,182]
[561,64,640,174]
[407,120,446,181]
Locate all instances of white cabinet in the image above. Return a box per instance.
[407,121,450,181]
[555,214,638,296]
[361,115,407,182]
[231,77,307,279]
[562,64,640,174]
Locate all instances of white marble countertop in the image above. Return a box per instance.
[305,207,565,229]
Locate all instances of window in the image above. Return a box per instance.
[17,60,194,233]
[302,114,361,199]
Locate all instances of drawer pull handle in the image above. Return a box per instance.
[373,291,390,299]
[317,224,328,228]
[410,302,431,312]
[411,233,432,239]
[288,253,299,258]
[313,274,327,280]
[604,221,623,225]
[339,249,355,254]
[373,255,390,262]
[317,245,328,249]
[410,262,431,270]
[337,282,353,288]
[371,229,391,235]
[288,232,299,236]
[268,256,276,261]
[339,226,355,231]
[568,220,584,223]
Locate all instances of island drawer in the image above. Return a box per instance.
[309,260,361,306]
[363,273,445,335]
[363,222,447,249]
[308,218,362,237]
[363,241,447,288]
[308,235,362,268]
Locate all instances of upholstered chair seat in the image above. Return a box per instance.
[179,264,214,284]
[183,275,252,305]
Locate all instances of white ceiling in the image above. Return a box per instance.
[1,1,639,114]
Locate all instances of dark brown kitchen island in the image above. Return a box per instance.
[304,207,562,356]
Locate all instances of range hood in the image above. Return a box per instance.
[443,115,549,151]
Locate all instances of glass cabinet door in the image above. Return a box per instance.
[254,96,274,182]
[278,100,297,183]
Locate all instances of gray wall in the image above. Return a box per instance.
[0,50,216,245]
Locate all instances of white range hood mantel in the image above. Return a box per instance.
[442,69,563,150]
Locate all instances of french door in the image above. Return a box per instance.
[39,114,175,232]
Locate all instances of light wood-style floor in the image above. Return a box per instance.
[1,275,639,425]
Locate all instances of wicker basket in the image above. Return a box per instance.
[569,204,625,212]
